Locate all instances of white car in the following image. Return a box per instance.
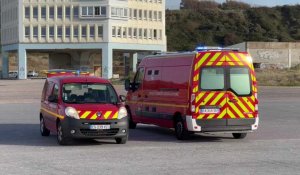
[27,70,39,77]
[8,71,18,78]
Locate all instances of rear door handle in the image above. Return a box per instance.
[229,99,238,103]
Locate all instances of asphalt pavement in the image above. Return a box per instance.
[0,80,299,175]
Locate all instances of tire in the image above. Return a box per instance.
[232,133,247,139]
[174,117,189,140]
[115,135,128,144]
[127,108,137,129]
[40,117,50,136]
[57,121,71,145]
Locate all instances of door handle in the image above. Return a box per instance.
[144,95,148,98]
[138,94,141,98]
[229,99,238,103]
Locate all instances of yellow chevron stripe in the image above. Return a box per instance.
[80,111,91,119]
[242,97,255,111]
[90,113,97,120]
[216,61,223,66]
[198,114,206,119]
[196,92,205,103]
[217,109,227,119]
[247,114,254,118]
[200,93,215,105]
[228,102,245,118]
[220,55,226,61]
[207,114,215,119]
[193,86,198,93]
[193,74,199,82]
[112,112,118,119]
[210,93,224,105]
[227,108,236,119]
[104,111,112,119]
[197,53,211,68]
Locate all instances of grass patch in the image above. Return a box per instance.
[256,66,300,86]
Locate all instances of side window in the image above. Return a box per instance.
[41,81,49,101]
[133,67,145,89]
[52,84,59,99]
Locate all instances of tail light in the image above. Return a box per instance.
[190,93,196,113]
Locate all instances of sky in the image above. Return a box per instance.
[166,0,300,9]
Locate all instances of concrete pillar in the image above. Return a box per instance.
[18,47,27,79]
[102,44,113,79]
[1,51,9,78]
[133,52,138,72]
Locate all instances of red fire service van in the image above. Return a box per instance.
[40,73,128,145]
[125,48,259,140]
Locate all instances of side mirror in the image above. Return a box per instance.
[125,79,131,91]
[48,95,58,103]
[119,95,126,102]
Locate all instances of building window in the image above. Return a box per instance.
[117,27,121,37]
[98,26,103,37]
[49,7,54,19]
[57,7,63,19]
[73,7,79,19]
[124,9,128,17]
[112,26,116,37]
[149,11,152,20]
[57,26,62,37]
[154,11,157,21]
[81,26,87,37]
[133,28,137,38]
[65,7,71,19]
[90,26,95,37]
[101,6,106,16]
[33,26,38,38]
[41,27,46,37]
[139,28,142,39]
[158,11,162,21]
[149,29,152,39]
[123,27,127,38]
[95,7,100,16]
[41,7,46,19]
[81,6,93,17]
[144,29,147,39]
[133,9,137,19]
[66,26,70,37]
[139,10,142,20]
[74,26,78,37]
[144,10,147,20]
[33,7,38,19]
[153,29,157,39]
[129,8,132,19]
[49,26,54,37]
[25,7,30,19]
[128,28,132,38]
[25,26,30,38]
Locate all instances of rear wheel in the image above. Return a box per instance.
[57,121,71,145]
[40,117,50,136]
[174,117,189,140]
[115,135,128,144]
[232,133,247,139]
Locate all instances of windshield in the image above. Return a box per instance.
[200,67,251,96]
[62,83,118,104]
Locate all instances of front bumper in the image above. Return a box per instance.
[61,117,128,139]
[186,115,259,133]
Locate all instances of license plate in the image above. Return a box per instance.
[89,125,110,130]
[200,108,220,114]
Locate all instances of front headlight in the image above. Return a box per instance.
[65,107,80,119]
[117,107,127,119]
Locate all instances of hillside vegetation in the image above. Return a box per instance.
[166,1,300,51]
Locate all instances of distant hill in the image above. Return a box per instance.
[166,1,300,51]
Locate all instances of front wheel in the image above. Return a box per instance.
[232,133,247,139]
[57,122,71,145]
[174,117,189,140]
[40,117,50,136]
[115,135,128,144]
[127,109,137,129]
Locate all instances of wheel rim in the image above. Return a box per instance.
[57,124,62,141]
[176,122,183,136]
[40,118,44,133]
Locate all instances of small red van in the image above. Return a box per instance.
[125,49,259,140]
[40,75,128,145]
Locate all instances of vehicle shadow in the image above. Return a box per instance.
[0,124,120,147]
[0,124,235,147]
[129,124,233,143]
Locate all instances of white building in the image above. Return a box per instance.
[1,0,167,79]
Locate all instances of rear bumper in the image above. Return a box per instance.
[61,117,128,139]
[186,115,259,133]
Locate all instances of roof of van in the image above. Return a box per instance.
[47,76,110,84]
